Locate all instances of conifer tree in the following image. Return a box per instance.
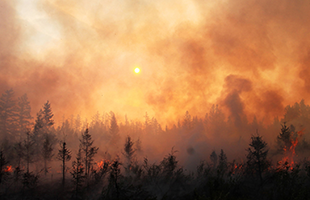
[277,122,292,153]
[32,102,56,160]
[71,148,85,198]
[80,128,98,176]
[151,117,161,134]
[57,142,71,185]
[32,110,45,158]
[24,131,35,173]
[0,150,8,184]
[0,89,17,140]
[246,134,270,184]
[161,148,178,179]
[16,94,32,140]
[123,136,135,161]
[13,142,24,177]
[14,142,25,169]
[107,158,121,199]
[135,137,142,153]
[183,111,192,130]
[42,135,54,175]
[217,149,227,178]
[210,150,218,168]
[109,111,120,145]
[109,111,119,135]
[123,136,136,174]
[42,100,54,129]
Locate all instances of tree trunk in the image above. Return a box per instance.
[62,154,65,185]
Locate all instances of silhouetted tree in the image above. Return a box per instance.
[42,100,54,129]
[151,117,161,134]
[24,131,35,173]
[0,89,17,141]
[161,148,178,179]
[106,158,121,200]
[109,111,119,135]
[246,134,270,184]
[13,141,24,180]
[123,136,135,160]
[123,136,136,174]
[16,94,32,140]
[135,137,142,153]
[80,128,98,176]
[32,102,56,163]
[32,110,45,157]
[277,122,292,153]
[21,132,39,189]
[71,148,85,199]
[42,135,54,175]
[0,150,8,184]
[57,142,71,185]
[22,171,38,189]
[217,149,227,178]
[183,111,192,130]
[109,111,120,145]
[210,150,218,168]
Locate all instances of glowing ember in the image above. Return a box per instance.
[97,160,104,169]
[4,165,13,173]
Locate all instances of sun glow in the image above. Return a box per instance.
[134,67,140,73]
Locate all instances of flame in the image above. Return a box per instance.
[97,160,104,169]
[278,129,304,171]
[230,162,244,175]
[4,165,13,173]
[95,159,110,171]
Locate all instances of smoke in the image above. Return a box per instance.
[1,0,310,128]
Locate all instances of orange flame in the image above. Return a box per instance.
[4,165,13,173]
[97,160,104,169]
[278,129,304,171]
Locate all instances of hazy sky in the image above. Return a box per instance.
[1,0,310,126]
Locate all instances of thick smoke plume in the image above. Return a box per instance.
[1,0,310,127]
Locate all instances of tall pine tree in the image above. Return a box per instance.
[42,135,54,175]
[217,149,227,178]
[277,122,292,153]
[32,101,56,161]
[42,100,54,129]
[24,131,35,173]
[57,142,71,185]
[80,128,98,176]
[0,89,17,141]
[71,148,85,198]
[16,94,32,140]
[109,111,120,145]
[246,134,270,184]
[123,136,136,174]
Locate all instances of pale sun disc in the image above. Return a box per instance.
[134,67,140,73]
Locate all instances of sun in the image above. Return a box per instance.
[134,67,140,73]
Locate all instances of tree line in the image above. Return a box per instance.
[1,89,310,199]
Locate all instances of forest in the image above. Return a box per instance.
[0,88,310,200]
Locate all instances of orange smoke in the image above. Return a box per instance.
[0,0,310,128]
